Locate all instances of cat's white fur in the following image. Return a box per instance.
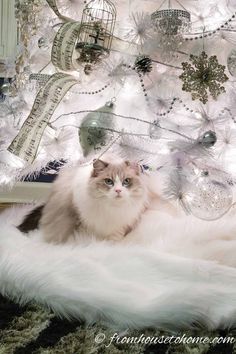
[72,164,148,240]
[39,154,236,269]
[40,155,150,243]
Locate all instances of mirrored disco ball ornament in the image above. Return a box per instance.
[79,100,115,156]
[182,175,233,221]
[227,49,236,77]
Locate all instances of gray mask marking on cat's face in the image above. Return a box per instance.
[89,159,144,202]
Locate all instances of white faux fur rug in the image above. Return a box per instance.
[0,204,236,331]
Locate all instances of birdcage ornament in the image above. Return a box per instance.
[151,0,191,35]
[76,0,116,73]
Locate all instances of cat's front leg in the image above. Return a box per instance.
[107,230,126,242]
[107,224,134,242]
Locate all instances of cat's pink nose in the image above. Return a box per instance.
[115,189,122,194]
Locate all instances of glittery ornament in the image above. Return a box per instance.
[134,55,152,74]
[180,51,229,104]
[182,175,233,220]
[227,49,236,77]
[79,101,115,156]
[199,130,217,148]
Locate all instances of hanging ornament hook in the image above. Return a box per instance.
[202,26,206,51]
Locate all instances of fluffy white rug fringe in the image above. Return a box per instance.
[0,205,236,330]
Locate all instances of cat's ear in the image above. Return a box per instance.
[125,160,141,175]
[92,159,109,177]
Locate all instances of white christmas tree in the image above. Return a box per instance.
[1,0,236,220]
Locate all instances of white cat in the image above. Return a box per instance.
[39,155,152,243]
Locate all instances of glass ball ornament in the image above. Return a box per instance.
[182,174,233,221]
[0,81,11,96]
[227,49,236,77]
[38,37,49,50]
[79,101,115,156]
[200,130,217,148]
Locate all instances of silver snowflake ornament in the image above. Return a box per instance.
[179,51,229,104]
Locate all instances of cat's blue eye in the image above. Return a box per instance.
[104,178,114,186]
[123,178,131,187]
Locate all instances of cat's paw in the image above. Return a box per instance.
[108,233,125,242]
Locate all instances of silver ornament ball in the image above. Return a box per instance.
[38,37,49,50]
[0,82,11,95]
[79,102,115,157]
[200,130,217,148]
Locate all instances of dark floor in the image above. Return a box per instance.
[0,294,235,354]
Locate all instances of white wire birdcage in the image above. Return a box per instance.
[76,0,116,67]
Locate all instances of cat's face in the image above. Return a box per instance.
[89,159,145,203]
